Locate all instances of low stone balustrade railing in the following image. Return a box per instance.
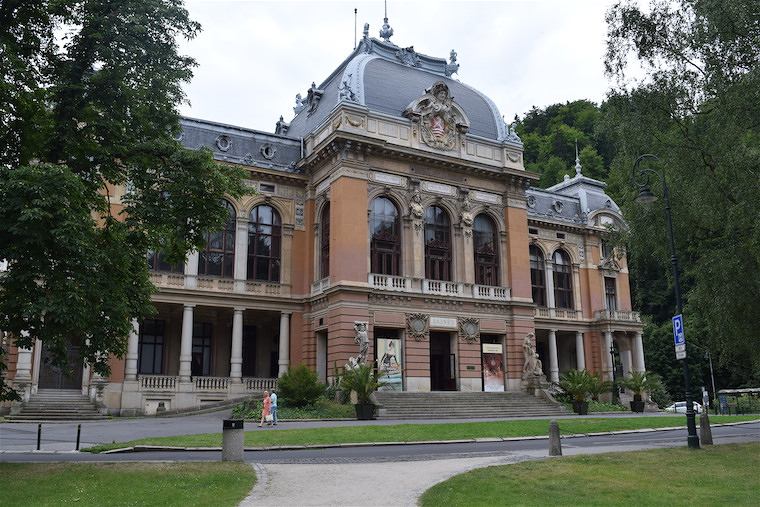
[194,376,230,391]
[368,274,413,292]
[423,279,463,296]
[535,307,581,320]
[149,272,185,289]
[473,284,510,301]
[139,375,179,391]
[246,281,286,296]
[595,310,642,322]
[244,377,278,391]
[196,277,235,292]
[311,277,330,295]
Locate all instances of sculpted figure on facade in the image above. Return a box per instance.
[409,189,424,219]
[460,195,474,229]
[522,333,545,380]
[354,321,369,364]
[403,81,470,151]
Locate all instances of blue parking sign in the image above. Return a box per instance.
[672,314,685,345]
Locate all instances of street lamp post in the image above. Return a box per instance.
[609,343,618,403]
[632,154,700,449]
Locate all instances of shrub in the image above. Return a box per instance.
[557,369,594,402]
[338,363,383,404]
[277,364,324,407]
[588,372,614,401]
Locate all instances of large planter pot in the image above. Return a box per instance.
[572,401,589,415]
[354,403,376,420]
[630,400,645,413]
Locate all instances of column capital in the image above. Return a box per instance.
[280,311,292,317]
[549,328,558,334]
[233,306,246,313]
[183,303,196,310]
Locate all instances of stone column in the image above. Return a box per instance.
[230,308,244,382]
[185,251,199,289]
[572,264,582,312]
[548,329,559,383]
[545,263,556,313]
[278,312,291,377]
[621,348,633,377]
[125,319,139,381]
[604,330,614,380]
[15,344,33,382]
[575,331,586,370]
[633,331,646,372]
[179,304,195,382]
[234,216,249,293]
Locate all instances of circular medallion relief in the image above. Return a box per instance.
[216,134,231,152]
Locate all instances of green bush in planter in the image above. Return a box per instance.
[557,369,594,403]
[338,363,384,404]
[278,364,325,407]
[621,371,663,401]
[588,372,614,401]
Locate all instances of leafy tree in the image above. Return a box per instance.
[603,0,760,395]
[0,0,247,400]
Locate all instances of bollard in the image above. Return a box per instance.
[222,419,245,462]
[700,411,713,445]
[76,424,82,451]
[36,423,42,451]
[549,419,562,456]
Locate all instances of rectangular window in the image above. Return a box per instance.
[138,319,165,375]
[529,227,538,235]
[147,251,184,274]
[192,322,213,377]
[605,277,617,311]
[602,240,614,259]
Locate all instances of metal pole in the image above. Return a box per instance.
[76,424,81,451]
[610,345,618,403]
[36,423,41,451]
[662,181,700,449]
[708,351,717,408]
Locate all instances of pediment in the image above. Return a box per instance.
[402,81,470,151]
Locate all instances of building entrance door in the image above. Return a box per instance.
[38,341,83,390]
[430,332,455,391]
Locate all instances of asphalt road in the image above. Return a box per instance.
[1,421,757,464]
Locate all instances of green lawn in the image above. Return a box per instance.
[420,443,760,506]
[0,462,255,507]
[84,415,758,452]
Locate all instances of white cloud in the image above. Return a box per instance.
[179,0,616,131]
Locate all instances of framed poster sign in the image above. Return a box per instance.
[377,337,402,391]
[482,343,505,392]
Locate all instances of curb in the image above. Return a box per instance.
[66,418,759,455]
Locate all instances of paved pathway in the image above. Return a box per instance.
[0,408,673,452]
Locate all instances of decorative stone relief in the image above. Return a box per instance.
[395,46,420,67]
[406,313,429,341]
[372,172,406,187]
[346,321,369,370]
[458,317,480,344]
[460,194,474,235]
[445,49,459,77]
[293,93,305,114]
[294,201,305,229]
[526,195,536,208]
[522,333,546,381]
[552,200,564,213]
[421,180,456,196]
[472,191,502,205]
[215,134,231,152]
[403,81,470,151]
[409,189,424,220]
[338,73,358,102]
[260,143,277,160]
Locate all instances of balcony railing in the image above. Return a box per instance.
[149,272,185,288]
[595,309,642,323]
[139,375,178,391]
[472,284,510,301]
[244,377,278,391]
[196,276,235,292]
[534,307,581,320]
[246,281,287,296]
[368,274,414,292]
[311,277,330,296]
[423,279,464,296]
[194,376,230,391]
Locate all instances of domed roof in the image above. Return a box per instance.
[284,34,519,145]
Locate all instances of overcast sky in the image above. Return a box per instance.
[179,0,619,133]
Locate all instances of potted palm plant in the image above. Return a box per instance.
[588,372,613,402]
[557,369,593,415]
[622,371,660,413]
[338,363,384,420]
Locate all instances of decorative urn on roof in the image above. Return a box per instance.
[403,81,470,151]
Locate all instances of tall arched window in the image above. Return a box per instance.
[473,214,499,286]
[199,200,236,278]
[424,206,451,281]
[553,249,573,309]
[248,204,281,282]
[320,203,330,279]
[529,245,546,307]
[370,197,401,275]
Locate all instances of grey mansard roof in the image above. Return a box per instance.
[284,35,513,143]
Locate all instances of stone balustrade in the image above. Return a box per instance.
[244,377,278,391]
[311,277,330,296]
[534,307,581,320]
[139,375,179,391]
[595,309,642,322]
[472,284,510,301]
[149,272,185,288]
[368,274,414,292]
[137,375,277,393]
[194,376,230,391]
[423,279,464,296]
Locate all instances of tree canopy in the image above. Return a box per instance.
[0,0,246,400]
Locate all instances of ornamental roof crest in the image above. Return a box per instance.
[402,81,470,151]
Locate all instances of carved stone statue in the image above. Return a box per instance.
[410,190,424,219]
[522,333,545,380]
[293,93,305,114]
[460,195,474,228]
[354,321,369,364]
[403,81,470,151]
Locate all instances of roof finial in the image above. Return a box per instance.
[379,0,393,42]
[574,139,582,176]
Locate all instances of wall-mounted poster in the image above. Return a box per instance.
[482,343,505,392]
[377,338,402,391]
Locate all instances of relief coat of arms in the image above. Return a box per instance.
[403,81,470,151]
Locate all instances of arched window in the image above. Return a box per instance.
[199,200,236,278]
[424,206,451,281]
[370,197,401,275]
[147,251,184,274]
[553,249,573,309]
[320,203,330,279]
[473,214,499,286]
[529,245,546,307]
[247,205,281,282]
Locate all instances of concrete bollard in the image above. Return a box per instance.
[222,419,245,462]
[549,419,562,456]
[700,411,713,445]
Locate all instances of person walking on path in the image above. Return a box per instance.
[270,390,278,426]
[259,390,272,427]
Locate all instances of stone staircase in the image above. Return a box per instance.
[374,391,569,419]
[7,389,108,421]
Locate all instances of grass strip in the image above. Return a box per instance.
[83,415,758,452]
[0,462,255,507]
[420,442,760,506]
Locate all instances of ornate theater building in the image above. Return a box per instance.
[4,25,644,416]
